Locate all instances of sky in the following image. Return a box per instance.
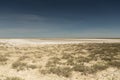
[0,0,120,38]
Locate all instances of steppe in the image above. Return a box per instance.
[0,39,120,80]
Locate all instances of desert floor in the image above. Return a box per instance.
[0,39,120,80]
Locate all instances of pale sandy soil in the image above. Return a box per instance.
[0,39,120,46]
[0,39,120,80]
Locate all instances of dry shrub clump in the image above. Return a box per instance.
[5,77,24,80]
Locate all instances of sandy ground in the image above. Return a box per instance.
[0,39,120,46]
[0,39,120,80]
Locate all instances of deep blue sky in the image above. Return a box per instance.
[0,0,120,38]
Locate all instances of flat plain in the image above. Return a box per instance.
[0,39,120,80]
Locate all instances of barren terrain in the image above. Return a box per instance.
[0,39,120,80]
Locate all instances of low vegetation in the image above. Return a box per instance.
[0,42,120,79]
[12,61,28,71]
[0,55,8,65]
[5,77,24,80]
[39,43,120,77]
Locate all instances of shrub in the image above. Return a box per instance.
[49,66,72,77]
[89,63,108,74]
[12,61,28,71]
[40,66,72,77]
[28,64,37,69]
[0,55,8,62]
[5,77,24,80]
[73,63,89,74]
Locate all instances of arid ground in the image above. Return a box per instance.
[0,39,120,80]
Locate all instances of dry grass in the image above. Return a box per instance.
[5,77,24,80]
[12,61,28,71]
[0,41,120,80]
[39,43,120,77]
[0,55,8,65]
